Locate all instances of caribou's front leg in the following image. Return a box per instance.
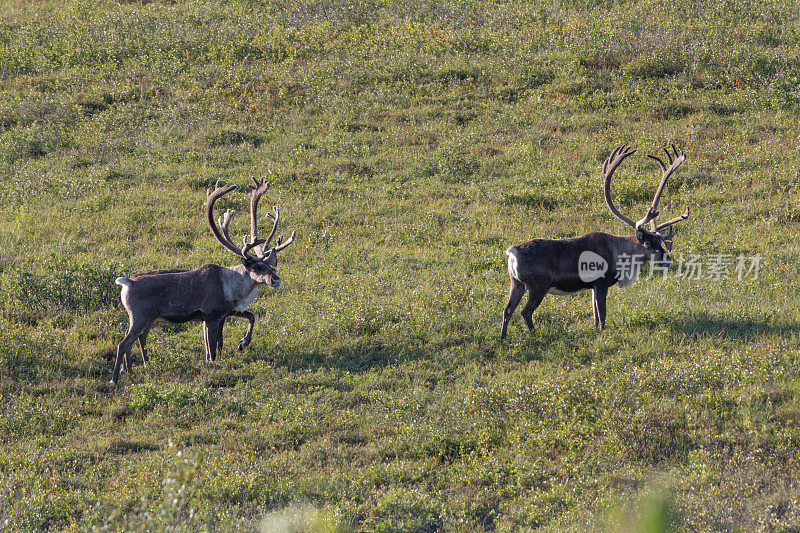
[216,319,225,354]
[202,322,210,362]
[229,311,256,350]
[592,283,608,329]
[204,317,224,362]
[202,321,218,362]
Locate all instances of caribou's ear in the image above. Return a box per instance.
[635,230,644,241]
[263,248,278,267]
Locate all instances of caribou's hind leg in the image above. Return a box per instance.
[520,285,549,333]
[501,278,526,339]
[112,320,149,386]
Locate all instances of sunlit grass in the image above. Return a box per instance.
[0,0,799,530]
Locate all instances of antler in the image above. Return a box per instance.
[603,144,692,237]
[260,218,296,262]
[248,176,284,260]
[247,177,271,243]
[645,144,689,232]
[218,209,236,244]
[272,230,296,253]
[262,205,280,251]
[205,181,263,263]
[603,145,656,230]
[206,177,296,264]
[655,206,690,231]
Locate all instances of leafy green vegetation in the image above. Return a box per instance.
[1,0,799,530]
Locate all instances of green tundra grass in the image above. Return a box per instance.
[1,0,799,530]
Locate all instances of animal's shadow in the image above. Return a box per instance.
[499,308,798,365]
[623,310,797,342]
[15,309,796,388]
[245,335,466,373]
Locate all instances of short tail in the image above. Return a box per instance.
[115,277,133,288]
[506,246,522,282]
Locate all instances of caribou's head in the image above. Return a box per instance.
[205,177,296,289]
[602,144,690,268]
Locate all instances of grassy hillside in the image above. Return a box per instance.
[1,0,799,530]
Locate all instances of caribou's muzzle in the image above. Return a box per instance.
[655,252,673,269]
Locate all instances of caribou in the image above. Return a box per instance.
[501,145,690,338]
[111,178,296,385]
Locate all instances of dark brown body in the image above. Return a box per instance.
[110,177,296,387]
[112,263,276,385]
[123,266,220,321]
[500,144,691,339]
[500,232,667,338]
